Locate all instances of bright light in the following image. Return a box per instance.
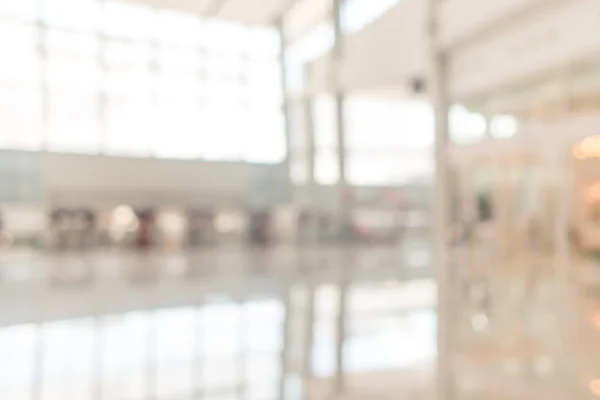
[214,213,244,233]
[589,184,600,201]
[490,115,518,138]
[574,135,600,160]
[471,313,489,332]
[109,205,138,241]
[589,379,600,397]
[592,314,600,330]
[449,105,486,144]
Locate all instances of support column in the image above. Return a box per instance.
[279,18,293,204]
[97,0,108,154]
[332,0,350,395]
[277,18,292,400]
[427,0,454,399]
[301,96,317,398]
[37,0,49,150]
[554,68,575,391]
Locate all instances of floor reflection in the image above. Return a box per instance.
[0,282,436,400]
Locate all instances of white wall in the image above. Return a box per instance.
[306,0,427,95]
[449,0,600,100]
[303,0,600,105]
[37,153,289,208]
[438,0,552,48]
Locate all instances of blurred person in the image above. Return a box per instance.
[82,210,97,249]
[0,209,11,248]
[136,210,154,250]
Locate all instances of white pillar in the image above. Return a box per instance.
[554,68,575,391]
[97,0,108,154]
[427,0,454,399]
[277,19,293,400]
[332,0,350,394]
[305,96,317,223]
[302,96,317,391]
[279,18,294,203]
[37,0,49,150]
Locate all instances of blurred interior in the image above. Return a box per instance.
[1,0,600,399]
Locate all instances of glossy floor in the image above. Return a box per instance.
[0,245,436,400]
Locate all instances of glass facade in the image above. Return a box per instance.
[290,96,434,186]
[0,0,285,164]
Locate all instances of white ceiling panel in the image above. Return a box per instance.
[217,0,289,25]
[127,0,215,15]
[126,0,293,25]
[284,0,332,43]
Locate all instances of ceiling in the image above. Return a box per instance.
[126,0,297,25]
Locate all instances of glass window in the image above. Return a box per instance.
[246,59,282,108]
[313,95,337,149]
[46,30,98,59]
[152,101,202,159]
[287,22,334,64]
[247,59,280,85]
[199,106,246,161]
[315,149,339,185]
[0,0,37,21]
[205,78,244,105]
[201,357,240,393]
[246,27,280,57]
[345,99,434,149]
[342,0,401,34]
[155,10,202,46]
[285,60,306,95]
[157,73,201,99]
[290,156,308,185]
[158,48,201,72]
[347,155,433,186]
[204,19,248,54]
[288,102,307,152]
[105,99,153,156]
[0,88,42,150]
[242,110,286,164]
[47,92,100,153]
[43,0,100,31]
[206,54,243,80]
[106,69,153,97]
[246,356,280,399]
[105,40,152,69]
[0,20,37,49]
[0,21,39,86]
[47,58,101,92]
[103,1,155,39]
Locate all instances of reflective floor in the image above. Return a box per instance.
[0,245,436,400]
